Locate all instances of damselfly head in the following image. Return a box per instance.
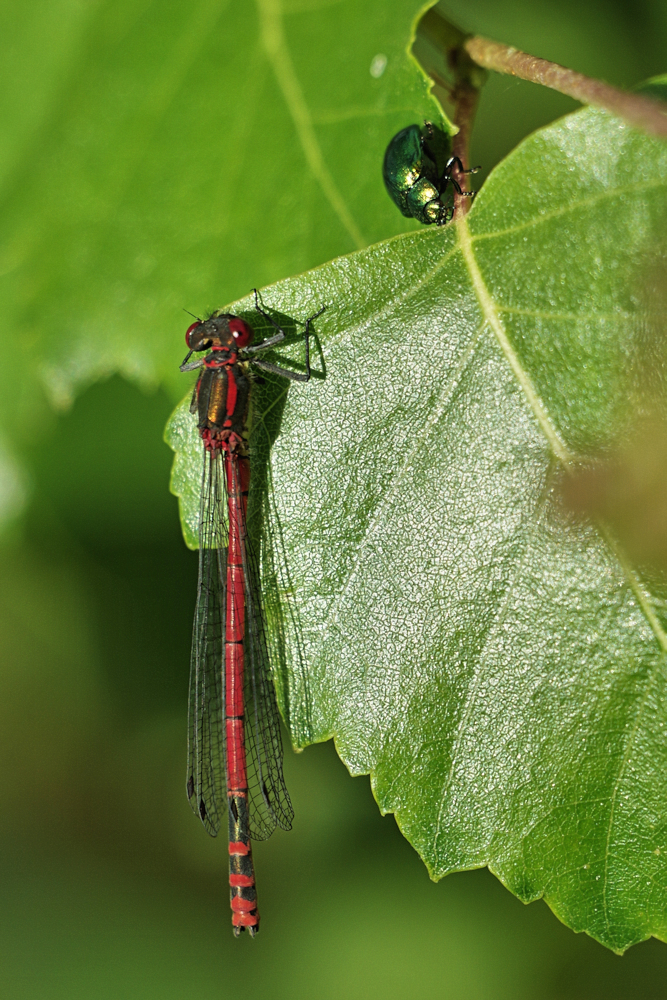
[185,314,254,353]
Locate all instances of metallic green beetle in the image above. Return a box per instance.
[382,122,478,225]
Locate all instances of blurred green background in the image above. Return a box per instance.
[3,1,667,997]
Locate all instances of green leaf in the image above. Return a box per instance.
[0,0,442,448]
[167,96,667,953]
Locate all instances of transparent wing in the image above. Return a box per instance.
[242,530,294,840]
[260,467,313,750]
[187,446,293,842]
[186,452,227,837]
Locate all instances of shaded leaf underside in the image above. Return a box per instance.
[1,0,441,449]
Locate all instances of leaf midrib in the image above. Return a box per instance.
[457,214,667,654]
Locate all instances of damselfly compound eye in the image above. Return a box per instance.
[229,318,253,348]
[185,321,201,347]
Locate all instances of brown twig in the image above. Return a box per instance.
[415,14,485,218]
[464,35,667,140]
[426,47,482,221]
[449,80,480,218]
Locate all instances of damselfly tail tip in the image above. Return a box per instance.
[232,923,259,938]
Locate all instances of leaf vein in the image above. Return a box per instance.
[433,491,548,861]
[459,216,667,654]
[457,217,572,464]
[320,240,462,352]
[470,176,667,244]
[306,315,486,673]
[496,306,632,323]
[256,0,365,249]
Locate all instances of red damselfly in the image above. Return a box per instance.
[180,292,324,936]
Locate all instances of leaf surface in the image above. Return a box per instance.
[168,94,667,951]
